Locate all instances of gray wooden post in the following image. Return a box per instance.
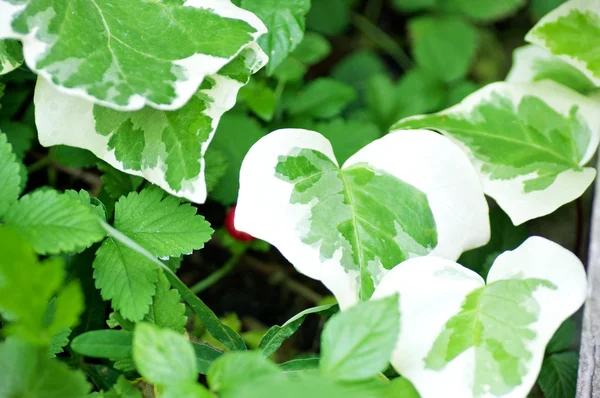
[577,162,600,397]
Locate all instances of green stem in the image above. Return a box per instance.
[27,156,52,173]
[190,248,247,294]
[351,12,413,70]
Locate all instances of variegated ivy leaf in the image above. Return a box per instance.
[0,0,266,110]
[393,81,600,225]
[506,45,596,94]
[526,0,600,87]
[235,128,490,308]
[372,236,587,398]
[35,44,267,204]
[0,39,22,75]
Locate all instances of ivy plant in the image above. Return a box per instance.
[0,0,595,397]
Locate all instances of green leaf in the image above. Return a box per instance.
[143,272,187,333]
[286,78,357,118]
[332,50,388,107]
[242,0,311,74]
[259,304,338,357]
[387,378,421,398]
[133,323,197,386]
[99,221,247,351]
[97,161,144,201]
[35,45,266,204]
[50,145,97,168]
[236,129,489,307]
[93,238,158,322]
[546,318,576,354]
[1,1,266,110]
[0,132,20,218]
[393,81,600,225]
[507,45,595,94]
[207,352,281,393]
[530,0,567,21]
[538,352,578,398]
[317,119,381,164]
[392,0,438,12]
[526,0,600,85]
[192,343,224,375]
[100,376,143,398]
[320,295,399,381]
[0,120,35,159]
[204,149,229,193]
[114,188,213,258]
[71,330,133,360]
[210,113,266,205]
[3,189,105,254]
[0,338,91,397]
[0,39,23,75]
[65,189,108,220]
[0,227,85,344]
[306,0,352,36]
[48,327,71,357]
[409,15,478,82]
[443,0,526,22]
[279,357,320,372]
[292,32,332,65]
[239,79,277,122]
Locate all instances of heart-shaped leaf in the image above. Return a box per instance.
[34,44,266,203]
[235,128,490,307]
[526,0,600,87]
[393,81,600,225]
[0,0,266,110]
[372,236,587,398]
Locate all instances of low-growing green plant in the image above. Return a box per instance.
[0,0,595,397]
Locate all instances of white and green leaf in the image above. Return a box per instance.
[393,81,600,225]
[0,0,266,110]
[526,0,600,87]
[0,39,22,75]
[506,45,595,94]
[34,44,267,203]
[372,236,587,398]
[235,128,490,308]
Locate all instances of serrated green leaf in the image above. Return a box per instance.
[526,0,600,85]
[242,0,311,74]
[35,44,266,204]
[0,338,91,398]
[115,188,213,258]
[98,161,144,201]
[0,227,84,345]
[0,120,35,159]
[259,304,338,357]
[546,318,577,354]
[207,351,281,393]
[65,189,107,220]
[93,237,158,322]
[143,272,187,333]
[133,323,197,386]
[538,352,578,398]
[0,132,20,218]
[3,190,105,254]
[393,81,600,225]
[286,78,357,118]
[1,1,265,110]
[71,330,133,360]
[0,39,23,75]
[47,327,71,357]
[210,113,266,205]
[320,295,399,381]
[409,15,478,82]
[443,0,526,21]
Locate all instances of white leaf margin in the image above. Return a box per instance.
[394,81,600,226]
[0,0,267,111]
[235,128,490,309]
[373,236,587,398]
[506,44,595,90]
[526,0,600,86]
[34,42,267,204]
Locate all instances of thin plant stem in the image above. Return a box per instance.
[190,248,247,294]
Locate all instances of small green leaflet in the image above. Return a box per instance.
[235,128,489,308]
[372,236,587,398]
[35,44,267,204]
[0,227,84,345]
[0,39,22,75]
[441,0,526,22]
[537,352,578,398]
[507,45,596,94]
[526,0,600,86]
[393,81,600,225]
[207,351,281,393]
[0,132,20,218]
[0,0,266,110]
